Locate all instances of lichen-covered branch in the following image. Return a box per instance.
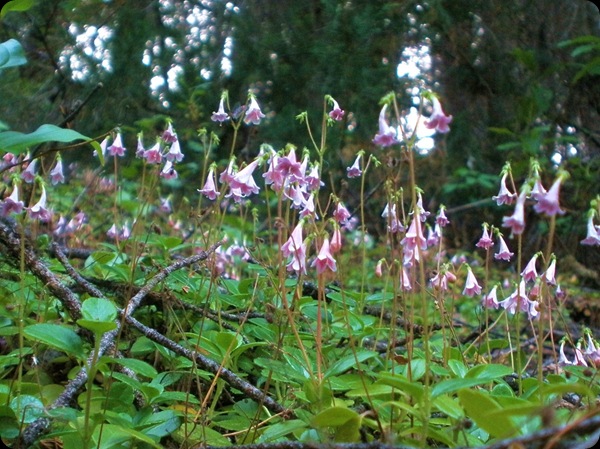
[124,314,290,417]
[0,218,83,320]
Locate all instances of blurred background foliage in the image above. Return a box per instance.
[0,0,599,268]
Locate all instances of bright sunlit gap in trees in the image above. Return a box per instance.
[57,2,442,152]
[397,45,437,154]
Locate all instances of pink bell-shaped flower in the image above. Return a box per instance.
[312,237,337,274]
[425,97,452,133]
[372,104,398,147]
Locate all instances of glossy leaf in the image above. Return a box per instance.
[24,323,85,359]
[312,407,362,443]
[325,350,378,378]
[0,124,100,156]
[78,297,118,334]
[10,395,44,424]
[432,364,513,398]
[1,0,35,18]
[0,39,27,68]
[458,388,518,438]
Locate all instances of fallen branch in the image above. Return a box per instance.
[199,414,600,449]
[4,224,227,446]
[125,314,290,417]
[0,218,83,320]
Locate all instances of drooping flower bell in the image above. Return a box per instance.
[372,104,398,148]
[400,266,412,291]
[299,193,317,220]
[95,137,109,159]
[330,226,342,253]
[281,222,307,275]
[346,153,362,178]
[198,167,219,200]
[333,202,351,225]
[435,206,450,227]
[276,147,303,182]
[166,139,184,162]
[305,163,324,191]
[229,158,261,197]
[431,268,456,292]
[481,285,500,310]
[162,122,178,143]
[492,173,516,206]
[521,253,539,283]
[312,237,337,274]
[382,202,403,233]
[49,159,65,185]
[281,222,305,259]
[462,267,482,297]
[534,177,565,216]
[28,184,52,222]
[160,160,178,180]
[425,97,452,133]
[108,132,126,157]
[21,158,37,183]
[143,141,163,164]
[500,282,525,315]
[211,97,229,123]
[0,183,25,217]
[328,98,345,121]
[494,235,514,261]
[244,96,266,125]
[159,197,172,213]
[581,212,600,246]
[544,256,557,286]
[401,216,427,251]
[475,223,494,250]
[502,190,527,235]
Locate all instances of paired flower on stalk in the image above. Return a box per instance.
[372,94,451,147]
[211,91,266,126]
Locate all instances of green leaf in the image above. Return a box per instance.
[376,373,424,401]
[0,405,19,439]
[81,297,118,322]
[257,419,307,443]
[312,406,361,427]
[24,323,85,358]
[334,415,361,442]
[488,127,516,136]
[0,39,27,69]
[431,363,513,398]
[192,426,232,446]
[433,394,464,420]
[10,395,44,424]
[457,389,518,438]
[0,124,98,156]
[108,357,158,379]
[465,363,513,379]
[496,141,521,151]
[1,0,35,18]
[325,350,378,378]
[78,297,118,334]
[558,35,600,47]
[93,423,163,449]
[134,409,181,438]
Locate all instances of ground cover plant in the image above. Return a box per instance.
[1,30,600,449]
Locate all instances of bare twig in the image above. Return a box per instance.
[4,224,227,446]
[0,218,83,320]
[124,314,290,417]
[51,241,104,298]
